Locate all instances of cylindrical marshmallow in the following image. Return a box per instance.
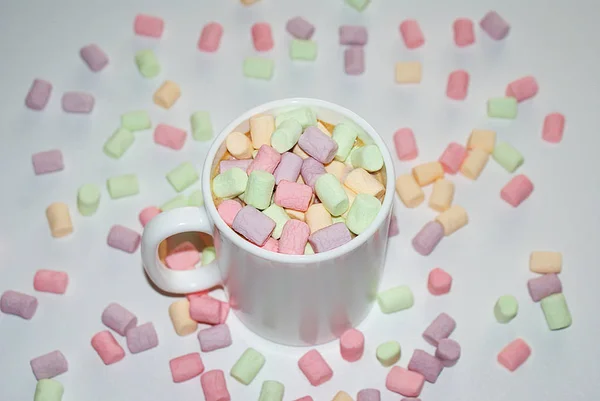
[480,11,510,40]
[301,157,326,188]
[217,199,243,227]
[139,206,161,227]
[446,70,469,100]
[412,221,444,256]
[439,142,468,174]
[62,92,95,113]
[453,18,475,47]
[412,162,444,186]
[170,353,205,383]
[344,46,365,75]
[30,350,68,380]
[422,313,456,346]
[26,79,52,110]
[393,128,418,160]
[153,80,181,109]
[250,115,275,149]
[467,129,496,153]
[32,149,64,175]
[279,220,310,255]
[135,50,160,78]
[198,22,223,52]
[101,303,138,336]
[460,148,489,180]
[428,267,452,295]
[252,23,274,51]
[340,328,365,362]
[46,202,73,238]
[506,76,539,102]
[80,44,109,72]
[500,174,534,207]
[274,152,303,184]
[339,25,368,45]
[407,349,444,383]
[91,330,126,365]
[497,338,531,371]
[107,225,141,253]
[529,251,562,274]
[33,270,69,294]
[247,145,281,174]
[0,290,38,319]
[286,17,315,40]
[198,324,233,352]
[201,370,231,401]
[344,168,385,200]
[527,274,562,302]
[399,20,425,49]
[77,183,101,216]
[134,14,164,38]
[126,322,159,353]
[226,132,253,159]
[429,179,454,212]
[169,299,198,336]
[542,112,565,143]
[435,338,461,367]
[395,174,424,208]
[305,204,333,233]
[435,205,468,236]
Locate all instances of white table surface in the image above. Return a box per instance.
[1,0,599,400]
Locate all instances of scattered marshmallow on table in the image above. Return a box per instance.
[460,148,489,179]
[413,162,444,186]
[286,17,315,39]
[357,389,380,401]
[153,80,181,109]
[396,174,424,208]
[80,44,109,72]
[500,174,534,207]
[252,23,274,51]
[25,79,52,110]
[332,391,353,401]
[528,274,562,302]
[429,179,454,211]
[494,295,519,323]
[0,290,38,319]
[386,366,425,397]
[413,221,445,255]
[395,61,422,84]
[446,70,470,100]
[480,10,510,40]
[308,222,352,253]
[154,124,187,150]
[101,302,138,336]
[344,46,365,75]
[189,295,222,324]
[423,313,456,346]
[497,338,531,371]
[290,39,318,61]
[34,379,63,401]
[506,76,539,102]
[298,349,333,386]
[198,324,232,352]
[487,97,517,119]
[201,370,231,401]
[340,25,368,45]
[244,57,275,80]
[230,347,266,385]
[104,128,135,159]
[436,338,461,367]
[377,285,414,313]
[62,92,94,113]
[107,225,141,253]
[32,149,64,175]
[135,49,161,78]
[34,270,68,294]
[427,267,452,295]
[541,293,572,330]
[91,330,125,365]
[453,18,475,46]
[340,328,365,362]
[198,22,223,52]
[166,161,198,192]
[30,350,68,380]
[542,113,565,143]
[170,353,205,383]
[121,110,151,131]
[126,322,158,353]
[493,141,524,173]
[258,380,285,401]
[107,174,139,199]
[439,142,467,174]
[399,20,425,49]
[376,340,401,366]
[161,194,188,211]
[388,215,399,237]
[46,202,73,238]
[168,299,198,336]
[139,206,161,227]
[408,349,444,383]
[435,205,468,236]
[346,0,370,12]
[467,129,496,153]
[134,14,164,37]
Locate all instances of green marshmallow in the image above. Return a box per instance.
[541,293,572,330]
[161,194,188,211]
[332,216,346,224]
[275,107,317,128]
[188,190,204,207]
[244,171,275,210]
[494,295,519,323]
[212,168,248,199]
[315,173,349,217]
[290,39,318,61]
[346,194,381,235]
[492,142,524,173]
[377,285,414,314]
[487,97,517,119]
[258,380,285,401]
[376,341,401,367]
[34,379,64,401]
[351,144,384,172]
[230,347,266,385]
[304,243,314,255]
[332,122,359,161]
[346,0,371,11]
[270,119,303,153]
[202,246,217,265]
[121,110,151,131]
[103,128,134,159]
[262,204,290,239]
[107,174,139,199]
[77,184,101,216]
[190,111,213,141]
[243,57,274,80]
[135,49,161,78]
[166,162,199,192]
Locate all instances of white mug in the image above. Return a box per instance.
[141,98,395,345]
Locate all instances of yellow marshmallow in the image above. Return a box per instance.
[168,299,198,336]
[46,202,73,238]
[429,179,455,212]
[317,121,332,136]
[249,115,275,149]
[305,204,333,233]
[530,251,562,274]
[286,209,305,221]
[153,80,181,109]
[395,174,424,208]
[435,205,468,236]
[467,129,496,153]
[325,161,352,182]
[412,162,444,186]
[332,391,353,401]
[395,61,422,84]
[293,143,310,159]
[460,148,489,180]
[344,168,385,200]
[226,132,253,159]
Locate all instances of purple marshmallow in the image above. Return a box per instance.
[412,221,444,255]
[197,324,232,352]
[300,157,326,188]
[101,302,138,336]
[0,290,38,319]
[273,152,303,184]
[25,79,52,110]
[388,215,399,237]
[527,273,562,302]
[422,312,456,346]
[345,47,365,75]
[480,11,510,40]
[339,25,368,45]
[126,322,159,353]
[30,350,68,380]
[308,223,352,253]
[232,205,276,246]
[80,44,109,72]
[286,16,315,40]
[219,158,253,174]
[107,225,141,253]
[407,349,444,383]
[298,126,338,164]
[357,388,381,401]
[435,338,461,367]
[32,149,64,175]
[62,92,95,113]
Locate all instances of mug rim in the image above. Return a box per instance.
[202,97,396,265]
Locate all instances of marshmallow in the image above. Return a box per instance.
[357,389,380,401]
[290,39,318,61]
[340,328,365,362]
[80,44,109,72]
[542,113,565,143]
[30,350,68,380]
[395,174,424,208]
[395,62,422,84]
[413,221,445,255]
[332,122,360,161]
[25,79,52,110]
[166,162,198,192]
[453,18,475,46]
[134,14,164,37]
[435,338,461,367]
[492,142,524,172]
[530,251,562,274]
[198,324,232,352]
[101,302,137,336]
[438,142,467,174]
[271,119,303,153]
[189,190,204,206]
[201,370,231,401]
[344,46,365,75]
[308,222,352,253]
[279,220,310,255]
[262,238,279,252]
[230,348,266,385]
[162,195,188,211]
[351,145,383,172]
[407,349,444,383]
[541,293,572,330]
[298,349,333,386]
[275,107,317,129]
[316,174,350,216]
[106,174,139,199]
[245,171,276,210]
[244,57,275,80]
[139,206,161,227]
[346,194,381,234]
[325,161,352,183]
[217,200,243,227]
[212,168,248,199]
[388,215,399,237]
[488,97,517,119]
[344,168,385,200]
[220,159,252,174]
[189,295,222,324]
[91,331,125,365]
[286,17,315,39]
[107,225,141,253]
[32,149,64,175]
[135,49,161,78]
[298,126,339,164]
[34,379,63,401]
[528,274,562,302]
[435,205,468,236]
[506,76,539,102]
[494,295,519,323]
[62,92,94,113]
[0,290,38,319]
[386,366,425,398]
[226,132,253,159]
[259,381,285,401]
[232,205,276,246]
[33,270,68,294]
[104,128,134,158]
[332,392,353,401]
[46,202,73,238]
[305,204,333,233]
[248,145,281,174]
[393,128,418,160]
[427,267,452,295]
[501,174,534,207]
[377,285,414,313]
[153,80,181,109]
[252,23,274,51]
[480,11,510,40]
[412,162,444,186]
[460,148,489,179]
[191,111,213,141]
[169,299,198,336]
[346,0,370,11]
[429,179,454,211]
[170,353,205,383]
[154,124,187,150]
[446,70,469,100]
[262,204,290,239]
[467,129,495,153]
[250,115,276,149]
[399,20,425,49]
[340,25,368,45]
[301,157,326,188]
[422,313,456,346]
[121,110,151,131]
[497,339,531,371]
[198,22,223,52]
[274,152,303,184]
[126,322,159,353]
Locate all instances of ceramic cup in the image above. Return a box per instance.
[141,98,395,345]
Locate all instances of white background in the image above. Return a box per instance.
[0,0,599,400]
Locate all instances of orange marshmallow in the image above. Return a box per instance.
[325,161,352,182]
[344,168,385,200]
[460,148,489,179]
[412,162,444,186]
[395,174,424,208]
[429,179,454,211]
[435,205,468,236]
[249,115,275,149]
[226,132,253,159]
[305,204,333,233]
[467,129,496,153]
[153,80,181,109]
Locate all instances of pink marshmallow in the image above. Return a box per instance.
[170,352,205,383]
[393,128,418,160]
[107,225,141,253]
[247,145,281,174]
[506,76,539,102]
[497,338,531,372]
[198,22,223,52]
[186,289,212,302]
[186,294,229,323]
[279,220,310,255]
[171,241,198,253]
[62,92,94,113]
[453,18,475,47]
[134,14,164,38]
[32,149,64,175]
[480,11,510,40]
[339,328,364,362]
[422,312,456,346]
[407,349,444,383]
[165,250,200,270]
[189,295,222,324]
[33,270,69,294]
[217,199,243,226]
[261,237,279,252]
[344,46,365,75]
[126,322,159,354]
[446,70,470,100]
[201,370,231,401]
[294,397,314,401]
[25,79,52,110]
[274,180,313,211]
[399,20,425,49]
[542,112,565,143]
[101,302,138,336]
[298,349,333,386]
[154,124,187,150]
[386,366,425,398]
[439,142,468,174]
[339,25,368,45]
[252,23,274,51]
[30,350,68,380]
[139,206,161,227]
[198,324,232,352]
[91,331,125,365]
[80,44,109,72]
[427,267,452,295]
[388,215,399,237]
[501,174,534,207]
[232,205,276,246]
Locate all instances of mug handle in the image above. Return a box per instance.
[141,206,222,294]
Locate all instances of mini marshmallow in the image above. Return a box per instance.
[467,129,496,153]
[488,97,517,119]
[259,381,285,401]
[91,331,125,365]
[501,174,534,207]
[413,221,445,255]
[332,122,359,162]
[262,204,290,239]
[248,145,281,175]
[213,168,248,199]
[447,70,469,100]
[351,145,383,172]
[25,79,52,110]
[230,348,266,385]
[198,324,232,352]
[290,39,318,61]
[298,126,339,164]
[453,18,475,46]
[408,349,444,383]
[541,293,572,330]
[274,152,303,184]
[135,49,161,78]
[161,195,188,211]
[139,206,161,227]
[395,174,424,208]
[332,391,353,401]
[226,132,253,159]
[308,222,352,253]
[189,190,204,207]
[154,80,181,109]
[198,22,223,52]
[377,285,414,313]
[170,353,205,383]
[34,270,68,294]
[104,128,135,159]
[62,92,94,113]
[412,162,444,186]
[286,17,315,39]
[189,295,222,324]
[169,299,198,336]
[217,200,243,227]
[126,322,158,353]
[346,0,370,11]
[276,108,317,128]
[494,295,519,323]
[191,110,213,141]
[201,370,231,401]
[80,44,109,72]
[395,62,422,84]
[301,157,326,188]
[245,171,276,210]
[340,328,365,362]
[357,389,380,401]
[325,161,352,183]
[250,115,276,149]
[436,338,461,367]
[316,174,350,216]
[0,290,38,319]
[46,202,73,238]
[244,57,275,80]
[107,174,139,199]
[305,204,333,233]
[427,267,452,295]
[528,274,562,302]
[493,142,524,172]
[480,11,510,40]
[252,23,274,51]
[399,20,425,49]
[439,142,467,174]
[134,14,163,37]
[497,338,531,371]
[154,124,186,150]
[344,46,365,75]
[167,162,198,192]
[423,313,456,346]
[531,251,563,275]
[506,76,539,102]
[340,25,368,45]
[121,110,151,131]
[271,119,303,153]
[346,194,381,235]
[279,219,310,255]
[429,179,454,211]
[298,349,333,386]
[344,168,385,199]
[294,397,314,401]
[107,225,141,253]
[220,160,253,175]
[262,238,279,252]
[102,303,137,336]
[34,379,63,401]
[542,113,565,143]
[435,205,468,236]
[233,206,276,246]
[30,350,68,380]
[461,149,489,180]
[386,366,425,398]
[32,150,64,175]
[393,128,418,160]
